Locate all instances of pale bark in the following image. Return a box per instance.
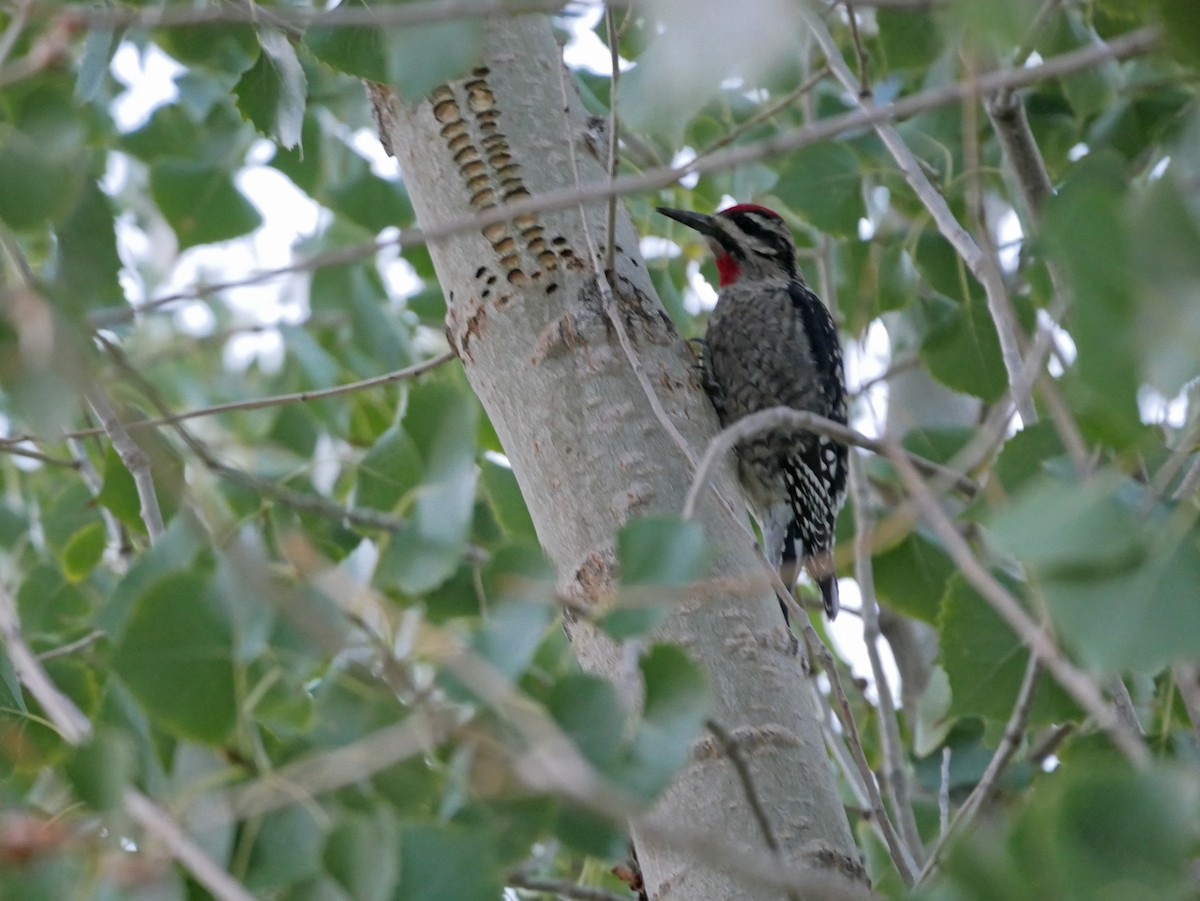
[371,15,863,900]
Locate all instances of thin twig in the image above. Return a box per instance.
[24,0,603,30]
[886,448,1150,766]
[85,28,1161,327]
[917,654,1040,885]
[938,747,951,837]
[0,0,33,68]
[806,621,917,885]
[849,452,922,864]
[122,790,257,901]
[2,350,454,449]
[507,874,631,901]
[603,4,620,279]
[37,630,106,662]
[555,55,700,472]
[842,1,871,97]
[705,719,785,859]
[0,583,92,743]
[1171,664,1200,747]
[799,2,1036,424]
[683,406,978,521]
[85,386,165,541]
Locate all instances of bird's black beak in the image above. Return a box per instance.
[656,206,716,237]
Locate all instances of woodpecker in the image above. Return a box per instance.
[658,203,848,619]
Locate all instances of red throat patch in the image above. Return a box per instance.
[715,253,741,286]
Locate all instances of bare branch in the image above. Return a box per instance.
[806,621,918,885]
[122,790,257,901]
[885,448,1150,765]
[799,2,1035,423]
[87,28,1160,328]
[917,654,1041,885]
[705,719,787,869]
[683,406,978,520]
[0,583,92,743]
[849,452,923,864]
[507,874,632,901]
[85,386,165,541]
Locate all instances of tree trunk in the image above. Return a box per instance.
[371,16,863,899]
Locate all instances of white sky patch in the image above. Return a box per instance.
[996,207,1023,273]
[110,43,183,131]
[377,227,424,299]
[639,235,681,260]
[826,579,903,705]
[1038,309,1076,377]
[560,5,631,75]
[350,127,402,179]
[1138,385,1190,428]
[846,319,891,439]
[1148,155,1171,181]
[683,259,717,314]
[1067,142,1089,161]
[671,146,699,189]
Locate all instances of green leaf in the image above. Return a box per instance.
[235,30,307,149]
[245,806,325,892]
[943,764,1200,900]
[60,522,106,583]
[988,471,1145,579]
[397,823,500,901]
[773,143,866,237]
[384,14,486,103]
[473,600,553,682]
[356,424,423,513]
[324,811,397,901]
[326,159,414,234]
[1041,154,1140,447]
[156,22,259,74]
[1159,0,1200,67]
[919,292,1010,402]
[617,516,709,586]
[1038,527,1200,672]
[304,0,389,82]
[991,421,1067,495]
[52,181,124,314]
[376,378,479,594]
[549,673,627,769]
[1128,167,1200,397]
[64,732,132,812]
[150,160,262,249]
[112,571,236,743]
[0,126,85,228]
[877,7,945,71]
[478,459,537,542]
[873,530,954,623]
[939,575,1077,725]
[622,644,709,799]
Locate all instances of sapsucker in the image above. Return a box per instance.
[658,203,848,619]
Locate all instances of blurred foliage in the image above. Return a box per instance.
[0,1,1197,899]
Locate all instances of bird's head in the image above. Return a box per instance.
[657,203,799,287]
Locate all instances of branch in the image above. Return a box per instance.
[808,4,1037,423]
[705,719,787,865]
[0,582,91,743]
[507,873,635,901]
[122,790,257,901]
[87,28,1160,327]
[885,448,1150,765]
[683,406,978,520]
[916,654,1040,885]
[805,621,917,885]
[849,452,923,864]
[84,386,165,541]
